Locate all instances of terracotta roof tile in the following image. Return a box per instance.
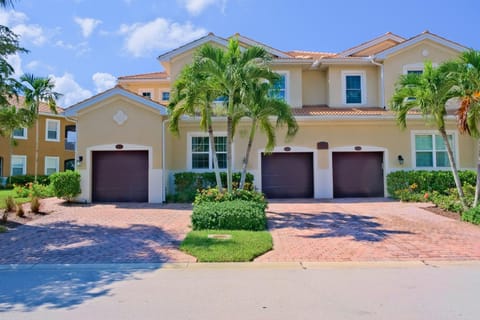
[291,106,423,117]
[286,50,336,59]
[7,95,64,114]
[118,71,169,81]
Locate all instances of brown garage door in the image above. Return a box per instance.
[261,152,313,198]
[332,152,384,197]
[92,151,148,202]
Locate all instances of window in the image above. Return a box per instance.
[269,72,287,102]
[46,119,60,142]
[162,91,170,101]
[190,135,227,169]
[65,125,76,151]
[414,133,454,168]
[407,70,423,75]
[11,155,26,176]
[344,73,364,104]
[64,159,75,171]
[142,91,152,99]
[45,156,59,175]
[13,127,27,139]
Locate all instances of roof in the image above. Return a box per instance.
[338,32,405,57]
[64,85,168,117]
[118,71,169,81]
[7,95,64,115]
[286,50,336,59]
[291,106,393,117]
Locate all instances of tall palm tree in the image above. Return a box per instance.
[238,80,298,189]
[194,37,278,192]
[443,49,480,206]
[390,61,467,210]
[20,73,61,181]
[0,0,15,8]
[169,62,223,190]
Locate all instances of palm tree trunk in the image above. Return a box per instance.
[207,123,222,191]
[239,119,256,189]
[226,115,233,192]
[439,128,467,209]
[474,138,480,207]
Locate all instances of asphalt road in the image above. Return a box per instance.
[1,261,479,320]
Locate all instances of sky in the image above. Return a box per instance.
[1,0,479,107]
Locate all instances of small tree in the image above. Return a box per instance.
[49,171,81,202]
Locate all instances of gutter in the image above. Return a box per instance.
[369,56,385,109]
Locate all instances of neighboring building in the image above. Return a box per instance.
[0,96,76,180]
[64,31,477,203]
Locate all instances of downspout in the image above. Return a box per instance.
[369,56,385,109]
[162,118,169,203]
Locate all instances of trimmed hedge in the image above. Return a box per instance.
[49,171,81,202]
[462,206,480,225]
[194,188,267,210]
[192,200,267,231]
[171,171,254,203]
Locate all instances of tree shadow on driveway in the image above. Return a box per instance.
[266,211,414,242]
[0,221,188,312]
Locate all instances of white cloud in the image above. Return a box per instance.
[120,18,207,57]
[74,17,102,38]
[55,40,91,56]
[0,10,47,46]
[92,72,116,93]
[5,54,23,78]
[50,73,92,107]
[180,0,226,15]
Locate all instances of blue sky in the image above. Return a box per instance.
[1,0,479,107]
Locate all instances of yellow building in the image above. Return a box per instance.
[0,96,76,181]
[64,31,476,203]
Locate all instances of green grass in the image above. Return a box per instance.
[0,189,30,209]
[180,230,273,262]
[0,225,6,233]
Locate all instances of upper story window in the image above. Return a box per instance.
[45,156,59,175]
[190,135,227,170]
[65,125,76,151]
[141,91,152,99]
[269,72,288,102]
[46,119,60,142]
[414,132,455,168]
[407,70,423,75]
[12,127,27,139]
[342,71,365,105]
[11,155,26,176]
[162,91,170,101]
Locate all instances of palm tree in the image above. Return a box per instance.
[238,80,298,189]
[443,49,480,206]
[390,61,467,210]
[194,37,278,192]
[169,62,223,190]
[20,73,61,182]
[0,0,15,8]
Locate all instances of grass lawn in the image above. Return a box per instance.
[0,189,30,209]
[180,230,273,262]
[0,225,6,233]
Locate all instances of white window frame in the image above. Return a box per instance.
[187,132,229,170]
[411,130,458,169]
[270,70,290,104]
[45,119,60,142]
[44,156,59,175]
[342,70,366,106]
[11,155,27,175]
[402,62,438,75]
[12,127,28,139]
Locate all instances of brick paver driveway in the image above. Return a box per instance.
[0,198,195,264]
[256,199,480,262]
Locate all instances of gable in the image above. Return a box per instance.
[351,39,401,57]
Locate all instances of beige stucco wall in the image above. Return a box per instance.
[302,70,328,106]
[327,65,379,107]
[271,65,303,108]
[119,81,171,104]
[384,39,461,106]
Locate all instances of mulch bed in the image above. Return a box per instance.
[422,206,462,221]
[1,202,52,230]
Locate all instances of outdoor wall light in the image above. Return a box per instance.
[397,155,404,165]
[77,156,83,165]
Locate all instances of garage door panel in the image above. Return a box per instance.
[92,151,148,202]
[262,152,313,198]
[333,152,384,198]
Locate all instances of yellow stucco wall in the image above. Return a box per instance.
[119,81,171,104]
[302,70,328,106]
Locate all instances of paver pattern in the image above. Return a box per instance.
[255,199,480,262]
[0,198,196,264]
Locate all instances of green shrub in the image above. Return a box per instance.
[14,182,53,198]
[462,206,480,225]
[49,171,81,202]
[192,200,267,231]
[8,175,50,186]
[194,188,267,209]
[172,171,254,203]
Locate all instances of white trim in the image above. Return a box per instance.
[11,155,27,176]
[157,33,227,62]
[410,130,458,169]
[45,119,60,142]
[236,35,291,58]
[342,70,366,106]
[329,146,389,198]
[187,132,228,171]
[272,70,290,104]
[402,62,438,74]
[44,156,59,175]
[12,127,27,140]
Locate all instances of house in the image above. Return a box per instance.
[0,96,76,181]
[64,31,477,203]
